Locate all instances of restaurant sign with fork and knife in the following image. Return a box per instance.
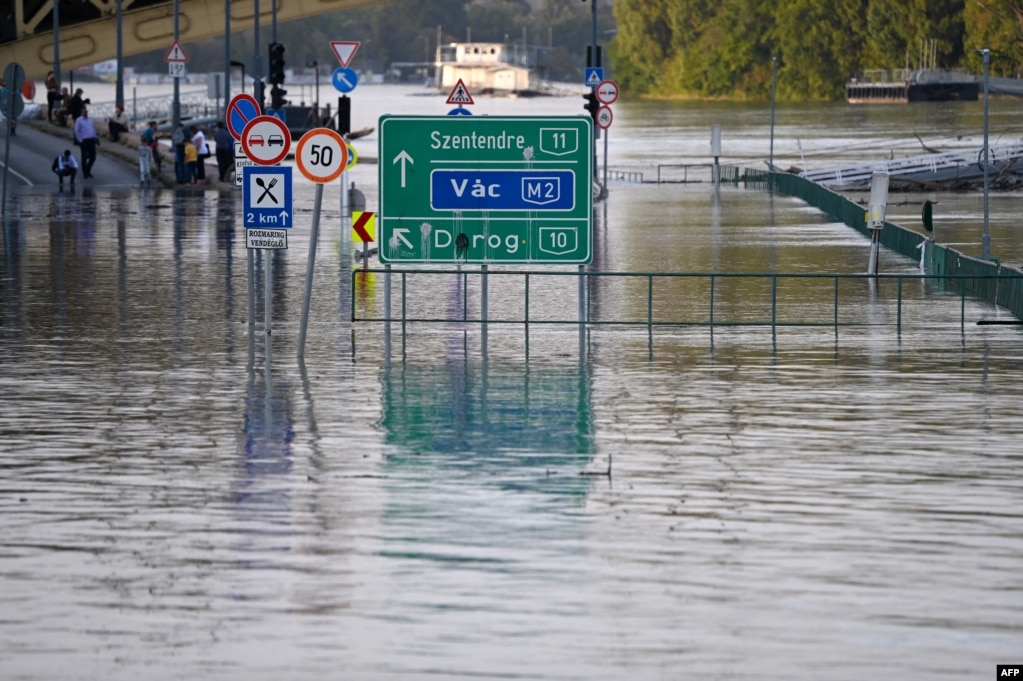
[243,166,293,232]
[242,113,294,238]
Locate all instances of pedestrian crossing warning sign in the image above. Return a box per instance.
[446,79,475,106]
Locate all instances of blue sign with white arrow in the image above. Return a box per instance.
[430,169,575,212]
[243,166,293,228]
[332,66,359,93]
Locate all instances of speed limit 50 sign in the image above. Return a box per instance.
[296,128,349,183]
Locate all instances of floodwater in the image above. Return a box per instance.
[1,85,1022,680]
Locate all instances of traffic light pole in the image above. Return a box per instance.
[269,42,287,109]
[172,0,180,126]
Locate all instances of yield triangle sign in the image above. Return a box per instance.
[330,41,360,68]
[446,79,474,106]
[164,40,188,63]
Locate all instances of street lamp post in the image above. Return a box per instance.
[53,0,61,88]
[769,56,777,170]
[172,0,180,126]
[115,0,124,107]
[223,0,231,118]
[979,48,991,260]
[306,61,319,120]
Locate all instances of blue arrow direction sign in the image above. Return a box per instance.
[430,170,575,211]
[243,166,293,228]
[332,67,359,93]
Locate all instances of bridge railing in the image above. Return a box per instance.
[89,91,220,129]
[798,142,1023,187]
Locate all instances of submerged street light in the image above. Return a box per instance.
[978,48,991,260]
[770,56,777,170]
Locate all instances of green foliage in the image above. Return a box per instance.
[963,0,1023,77]
[126,0,1018,101]
[612,0,1006,100]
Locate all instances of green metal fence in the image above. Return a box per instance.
[354,268,1005,338]
[761,170,1023,321]
[349,168,1021,347]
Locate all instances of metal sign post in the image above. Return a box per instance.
[1,62,25,221]
[293,127,348,360]
[866,173,890,275]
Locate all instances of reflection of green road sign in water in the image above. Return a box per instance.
[378,115,593,264]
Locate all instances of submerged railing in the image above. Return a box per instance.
[353,269,1016,339]
[756,170,1023,321]
[349,167,1022,354]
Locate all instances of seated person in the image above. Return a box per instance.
[52,87,70,126]
[108,104,130,142]
[52,149,79,186]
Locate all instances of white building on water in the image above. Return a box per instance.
[435,42,552,96]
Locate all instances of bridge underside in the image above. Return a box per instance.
[2,0,385,81]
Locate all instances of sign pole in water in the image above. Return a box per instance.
[866,172,890,276]
[297,184,324,362]
[295,128,348,360]
[1,62,25,221]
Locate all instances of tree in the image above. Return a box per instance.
[963,0,1023,76]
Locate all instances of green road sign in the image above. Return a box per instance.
[378,115,593,264]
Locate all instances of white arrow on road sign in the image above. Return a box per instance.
[392,227,414,249]
[332,66,358,93]
[393,149,413,188]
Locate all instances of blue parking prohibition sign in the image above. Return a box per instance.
[227,93,261,140]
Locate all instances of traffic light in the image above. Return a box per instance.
[583,90,599,123]
[270,85,287,109]
[269,42,286,86]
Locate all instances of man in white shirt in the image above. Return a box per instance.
[52,149,79,187]
[73,108,99,179]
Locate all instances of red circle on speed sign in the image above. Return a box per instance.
[295,128,349,183]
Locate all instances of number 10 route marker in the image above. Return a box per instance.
[378,115,593,264]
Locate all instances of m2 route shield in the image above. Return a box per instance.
[378,115,593,264]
